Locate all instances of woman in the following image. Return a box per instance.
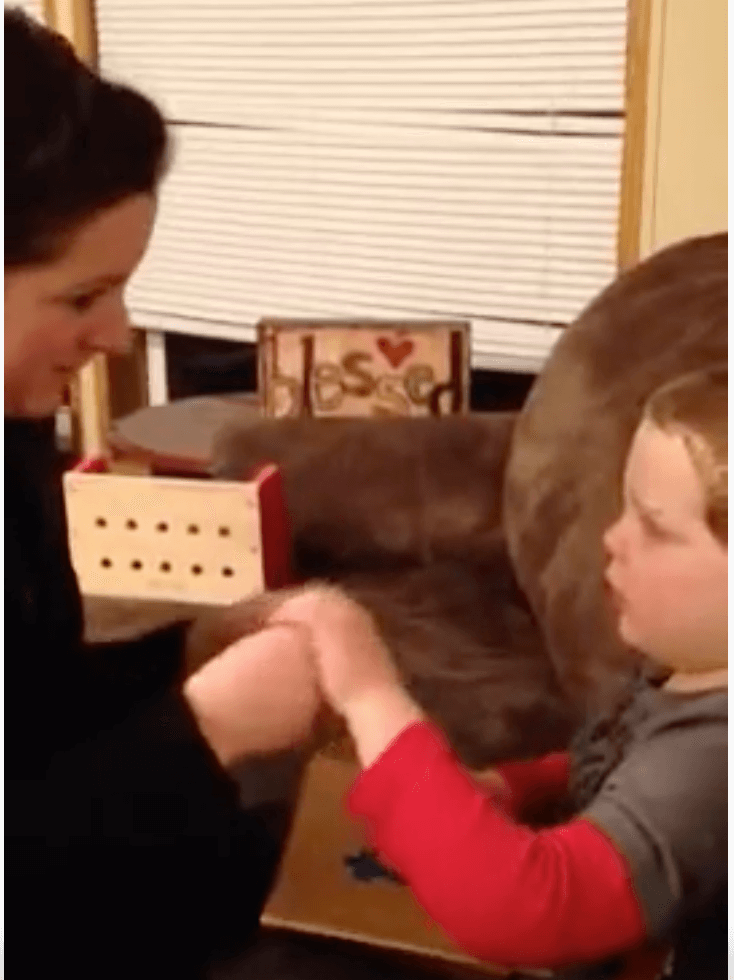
[5,10,321,978]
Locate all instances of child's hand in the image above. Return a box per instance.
[268,585,403,716]
[269,585,424,769]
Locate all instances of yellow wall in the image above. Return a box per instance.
[638,0,727,257]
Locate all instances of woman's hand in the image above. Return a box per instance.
[268,586,424,769]
[268,585,401,715]
[183,621,321,768]
[184,589,298,677]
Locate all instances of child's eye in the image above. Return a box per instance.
[640,513,667,539]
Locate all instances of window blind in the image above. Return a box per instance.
[96,0,627,372]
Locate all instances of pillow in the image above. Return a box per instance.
[503,233,728,704]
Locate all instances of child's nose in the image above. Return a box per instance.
[603,517,625,561]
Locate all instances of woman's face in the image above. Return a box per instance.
[4,193,156,417]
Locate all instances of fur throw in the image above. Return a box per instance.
[198,413,576,768]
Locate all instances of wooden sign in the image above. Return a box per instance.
[257,318,470,419]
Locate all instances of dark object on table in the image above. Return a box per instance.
[166,333,259,400]
[344,848,406,885]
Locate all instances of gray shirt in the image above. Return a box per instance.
[567,677,727,980]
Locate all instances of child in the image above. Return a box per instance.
[270,364,727,980]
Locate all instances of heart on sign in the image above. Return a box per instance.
[376,337,414,369]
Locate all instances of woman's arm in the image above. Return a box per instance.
[182,622,321,766]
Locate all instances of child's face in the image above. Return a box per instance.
[604,419,727,673]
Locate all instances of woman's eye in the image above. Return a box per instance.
[67,292,101,313]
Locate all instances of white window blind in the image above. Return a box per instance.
[96,0,627,372]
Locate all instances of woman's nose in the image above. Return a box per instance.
[89,303,132,357]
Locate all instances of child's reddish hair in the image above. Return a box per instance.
[644,365,727,544]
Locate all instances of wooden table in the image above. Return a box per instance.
[107,396,513,478]
[109,393,262,475]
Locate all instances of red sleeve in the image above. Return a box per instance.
[495,751,571,818]
[347,721,646,970]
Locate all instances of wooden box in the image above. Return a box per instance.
[63,465,289,605]
[258,318,470,419]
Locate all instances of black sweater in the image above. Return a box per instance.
[5,419,286,979]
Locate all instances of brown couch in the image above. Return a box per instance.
[504,232,727,705]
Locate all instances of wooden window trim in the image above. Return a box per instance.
[617,0,655,271]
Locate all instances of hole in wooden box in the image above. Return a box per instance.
[191,564,203,575]
[160,562,172,573]
[131,560,143,571]
[126,519,138,530]
[100,558,112,568]
[187,524,200,535]
[222,567,234,578]
[96,517,107,528]
[156,522,168,533]
[218,527,230,537]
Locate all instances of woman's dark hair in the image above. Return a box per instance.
[5,8,169,267]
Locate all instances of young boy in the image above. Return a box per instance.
[270,365,727,980]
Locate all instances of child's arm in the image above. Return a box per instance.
[269,587,645,968]
[272,588,725,972]
[344,685,573,820]
[344,694,645,969]
[487,752,572,819]
[344,691,726,972]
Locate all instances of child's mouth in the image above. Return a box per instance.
[604,577,625,615]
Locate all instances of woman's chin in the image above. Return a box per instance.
[5,391,65,419]
[7,375,68,418]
